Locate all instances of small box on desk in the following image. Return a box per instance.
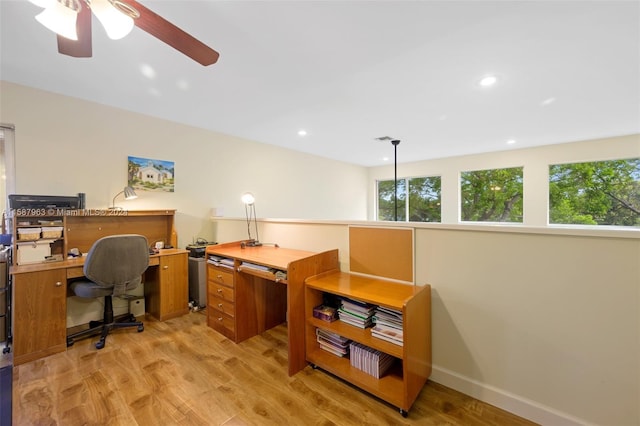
[313,305,338,322]
[16,241,51,265]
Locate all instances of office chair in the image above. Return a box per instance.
[66,234,150,349]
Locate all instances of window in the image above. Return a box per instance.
[377,176,441,222]
[460,167,523,222]
[549,158,640,226]
[0,124,16,222]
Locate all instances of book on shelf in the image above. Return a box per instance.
[341,297,376,316]
[371,325,403,346]
[338,297,376,328]
[371,305,403,345]
[338,314,373,329]
[349,342,396,379]
[316,328,350,345]
[319,342,348,357]
[316,328,350,357]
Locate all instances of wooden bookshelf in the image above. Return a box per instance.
[305,271,431,416]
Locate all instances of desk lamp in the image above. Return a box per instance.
[111,186,137,210]
[241,192,261,247]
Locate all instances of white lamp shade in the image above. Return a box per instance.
[90,0,134,40]
[35,0,80,41]
[241,193,255,205]
[123,186,137,200]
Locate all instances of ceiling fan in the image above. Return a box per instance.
[29,0,219,66]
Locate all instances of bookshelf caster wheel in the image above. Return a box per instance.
[400,409,408,418]
[137,324,144,332]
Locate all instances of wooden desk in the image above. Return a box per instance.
[10,249,188,366]
[205,241,339,376]
[9,209,188,366]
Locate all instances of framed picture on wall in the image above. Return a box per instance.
[128,156,175,192]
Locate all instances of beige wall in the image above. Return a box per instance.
[0,81,369,248]
[2,80,639,425]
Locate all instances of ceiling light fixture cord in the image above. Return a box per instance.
[391,139,400,221]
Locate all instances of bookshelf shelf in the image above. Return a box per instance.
[308,316,403,359]
[305,271,431,416]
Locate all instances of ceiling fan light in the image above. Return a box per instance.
[35,0,80,41]
[90,0,135,40]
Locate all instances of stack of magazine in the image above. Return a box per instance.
[338,297,376,328]
[349,342,396,379]
[207,255,234,270]
[371,306,404,346]
[316,328,351,357]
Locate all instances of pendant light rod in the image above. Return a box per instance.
[391,139,400,221]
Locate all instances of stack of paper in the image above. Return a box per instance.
[207,256,234,269]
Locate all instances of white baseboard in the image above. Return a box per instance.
[430,365,593,426]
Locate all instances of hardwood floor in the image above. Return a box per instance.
[13,311,537,425]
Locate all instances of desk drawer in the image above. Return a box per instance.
[208,267,234,288]
[67,266,84,279]
[209,298,235,318]
[209,284,234,303]
[208,309,235,339]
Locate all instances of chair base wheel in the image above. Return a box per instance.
[95,339,105,350]
[137,324,144,332]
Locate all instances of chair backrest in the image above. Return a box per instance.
[83,234,150,296]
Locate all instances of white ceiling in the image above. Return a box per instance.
[1,0,639,167]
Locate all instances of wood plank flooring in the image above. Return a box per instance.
[13,311,538,425]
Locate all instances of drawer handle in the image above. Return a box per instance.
[163,265,169,270]
[217,274,223,279]
[218,303,223,308]
[55,281,62,287]
[217,317,223,321]
[217,288,223,293]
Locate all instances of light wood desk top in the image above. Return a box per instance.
[206,242,316,270]
[10,249,188,276]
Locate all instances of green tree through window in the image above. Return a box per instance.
[408,177,441,222]
[378,176,441,222]
[461,167,523,222]
[549,158,640,226]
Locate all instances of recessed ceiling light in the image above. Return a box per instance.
[140,63,156,79]
[382,157,389,162]
[478,75,498,87]
[298,130,307,136]
[507,139,516,145]
[540,97,556,106]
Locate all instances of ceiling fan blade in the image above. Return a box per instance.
[123,0,219,66]
[57,1,92,58]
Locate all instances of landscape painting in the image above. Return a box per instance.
[128,156,175,192]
